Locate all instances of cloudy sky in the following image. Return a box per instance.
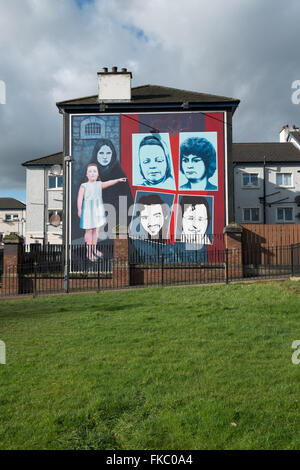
[1,0,300,202]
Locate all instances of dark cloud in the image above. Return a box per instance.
[1,0,300,195]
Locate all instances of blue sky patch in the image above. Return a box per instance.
[122,24,149,42]
[74,0,94,9]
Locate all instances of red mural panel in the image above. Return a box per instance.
[121,112,226,251]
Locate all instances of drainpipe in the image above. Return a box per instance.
[263,157,266,224]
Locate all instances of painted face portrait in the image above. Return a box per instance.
[97,145,113,167]
[139,144,167,184]
[86,165,99,182]
[182,204,208,236]
[179,134,218,191]
[140,204,165,236]
[181,154,206,181]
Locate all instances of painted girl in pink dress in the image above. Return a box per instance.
[77,163,127,261]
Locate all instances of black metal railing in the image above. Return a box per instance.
[0,243,297,298]
[291,243,300,277]
[21,242,114,273]
[0,247,3,276]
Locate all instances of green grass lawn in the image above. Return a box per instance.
[1,281,300,450]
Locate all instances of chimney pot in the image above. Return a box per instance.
[121,68,127,73]
[102,67,108,73]
[112,66,118,73]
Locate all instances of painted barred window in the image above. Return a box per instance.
[85,122,101,136]
[80,117,106,140]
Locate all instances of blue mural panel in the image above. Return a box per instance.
[179,132,218,190]
[130,191,174,240]
[132,133,175,190]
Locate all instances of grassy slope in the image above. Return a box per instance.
[0,281,300,450]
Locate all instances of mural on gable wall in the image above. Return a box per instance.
[71,112,226,263]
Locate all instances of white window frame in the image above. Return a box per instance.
[242,207,260,223]
[5,214,19,221]
[48,175,63,190]
[275,172,293,188]
[276,207,294,223]
[241,172,259,188]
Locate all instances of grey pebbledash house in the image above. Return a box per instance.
[233,138,300,224]
[0,198,26,243]
[22,152,63,244]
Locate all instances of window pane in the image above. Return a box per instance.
[57,176,63,188]
[49,176,56,189]
[244,209,250,221]
[250,174,258,186]
[277,208,284,220]
[276,174,282,186]
[284,174,291,186]
[252,208,259,221]
[285,208,293,221]
[243,174,250,186]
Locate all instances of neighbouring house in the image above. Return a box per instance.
[0,198,26,242]
[23,66,240,250]
[233,139,300,224]
[22,152,63,245]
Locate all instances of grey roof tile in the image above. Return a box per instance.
[22,152,63,166]
[0,198,26,210]
[233,142,300,163]
[57,84,240,106]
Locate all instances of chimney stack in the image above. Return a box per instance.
[97,66,132,102]
[280,124,299,142]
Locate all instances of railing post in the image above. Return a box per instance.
[2,234,24,296]
[33,261,38,298]
[113,227,129,288]
[223,224,243,280]
[225,248,229,284]
[64,244,70,294]
[161,253,164,286]
[291,244,294,277]
[97,257,101,293]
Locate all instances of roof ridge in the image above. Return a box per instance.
[56,94,97,105]
[22,151,63,166]
[0,197,26,208]
[56,84,240,106]
[0,197,23,201]
[138,83,237,99]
